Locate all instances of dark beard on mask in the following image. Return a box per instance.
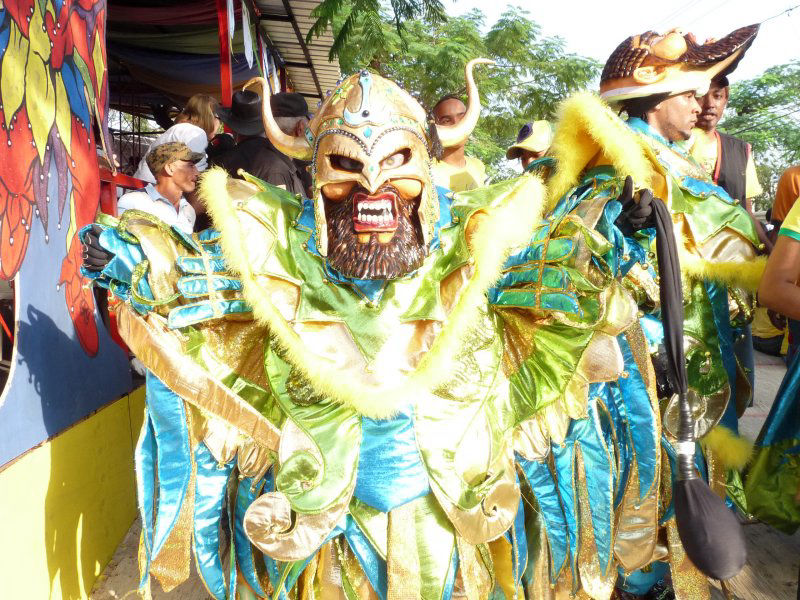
[324,186,427,280]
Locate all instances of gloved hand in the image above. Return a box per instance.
[615,176,656,236]
[82,224,113,272]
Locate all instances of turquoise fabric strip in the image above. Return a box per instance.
[516,455,569,582]
[145,373,192,559]
[177,275,243,298]
[579,385,615,575]
[234,475,268,598]
[193,442,236,600]
[502,494,528,586]
[177,256,229,274]
[604,384,631,508]
[616,335,659,503]
[355,406,430,512]
[705,282,739,432]
[167,299,252,329]
[134,410,157,587]
[344,515,388,600]
[757,350,800,446]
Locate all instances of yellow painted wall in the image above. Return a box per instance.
[0,387,145,599]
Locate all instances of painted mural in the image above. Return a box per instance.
[0,0,131,467]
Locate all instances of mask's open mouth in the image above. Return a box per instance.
[352,191,398,244]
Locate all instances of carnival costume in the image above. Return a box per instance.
[78,56,692,599]
[536,25,765,597]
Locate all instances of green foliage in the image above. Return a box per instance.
[308,0,447,62]
[720,61,800,210]
[319,6,599,180]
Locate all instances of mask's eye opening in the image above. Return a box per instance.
[330,155,364,173]
[380,149,411,170]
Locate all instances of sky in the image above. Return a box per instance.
[448,0,800,84]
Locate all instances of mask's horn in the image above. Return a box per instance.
[436,58,495,149]
[243,77,313,161]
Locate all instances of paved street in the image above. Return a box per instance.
[91,351,800,599]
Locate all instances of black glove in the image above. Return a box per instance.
[615,176,655,236]
[651,343,677,400]
[82,224,113,272]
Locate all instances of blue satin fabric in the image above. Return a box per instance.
[79,224,155,313]
[503,495,528,586]
[193,443,237,599]
[167,299,252,329]
[344,516,389,600]
[617,560,669,594]
[604,384,632,508]
[354,406,430,512]
[548,384,617,577]
[294,188,454,304]
[705,282,739,432]
[177,275,243,297]
[145,373,193,559]
[516,455,569,582]
[616,335,659,503]
[177,256,229,274]
[134,410,157,587]
[235,475,269,598]
[758,349,800,447]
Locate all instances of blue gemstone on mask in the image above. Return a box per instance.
[364,127,372,138]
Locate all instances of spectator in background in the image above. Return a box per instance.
[506,120,553,170]
[431,94,486,192]
[215,89,310,197]
[772,164,800,225]
[689,75,772,251]
[118,142,202,235]
[134,94,220,183]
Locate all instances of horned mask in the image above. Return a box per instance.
[244,59,492,280]
[599,24,758,104]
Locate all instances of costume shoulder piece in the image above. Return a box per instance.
[547,91,765,292]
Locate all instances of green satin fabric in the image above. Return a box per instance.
[266,347,362,513]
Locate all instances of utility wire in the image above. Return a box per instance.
[652,0,705,29]
[727,103,800,133]
[685,0,736,27]
[760,3,800,23]
[728,106,800,136]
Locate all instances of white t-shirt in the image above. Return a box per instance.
[134,123,209,183]
[117,183,196,234]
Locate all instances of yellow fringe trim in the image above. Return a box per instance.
[680,252,766,292]
[547,91,656,210]
[700,425,753,471]
[201,168,544,418]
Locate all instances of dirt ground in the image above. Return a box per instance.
[90,351,800,600]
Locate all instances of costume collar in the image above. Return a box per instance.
[625,117,690,157]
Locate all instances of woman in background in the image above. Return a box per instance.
[134,93,220,184]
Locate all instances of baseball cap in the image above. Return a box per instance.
[506,120,553,160]
[146,141,204,175]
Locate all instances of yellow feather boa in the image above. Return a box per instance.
[201,168,544,418]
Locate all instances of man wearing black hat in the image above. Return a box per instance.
[215,89,311,197]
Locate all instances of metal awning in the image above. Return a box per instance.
[255,0,341,105]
